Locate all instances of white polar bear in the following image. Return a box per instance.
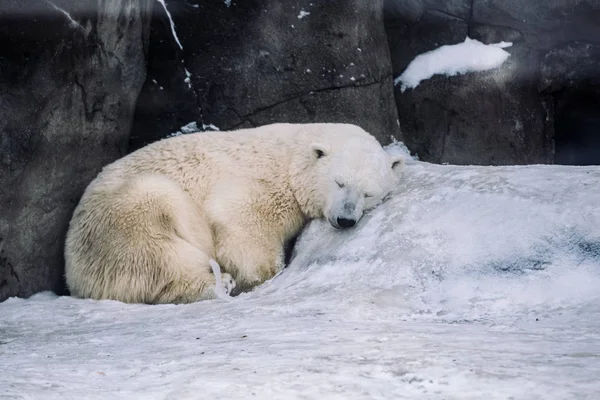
[64,123,403,304]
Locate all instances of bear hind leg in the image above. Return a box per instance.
[150,239,236,304]
[96,174,234,304]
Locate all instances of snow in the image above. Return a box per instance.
[394,37,513,92]
[298,10,310,19]
[166,122,197,137]
[2,148,600,399]
[44,0,84,30]
[167,122,220,138]
[202,123,220,131]
[156,0,183,50]
[154,1,193,93]
[184,68,192,89]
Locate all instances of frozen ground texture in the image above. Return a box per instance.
[2,152,600,399]
[394,37,513,92]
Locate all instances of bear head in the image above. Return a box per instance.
[292,125,403,229]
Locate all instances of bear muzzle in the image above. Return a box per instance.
[328,192,363,229]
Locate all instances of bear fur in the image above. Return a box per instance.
[64,123,403,304]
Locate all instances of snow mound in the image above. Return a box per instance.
[394,37,513,92]
[2,159,600,399]
[285,162,600,322]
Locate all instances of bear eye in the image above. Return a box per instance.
[364,193,373,198]
[336,180,344,188]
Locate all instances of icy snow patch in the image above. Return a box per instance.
[298,10,310,19]
[44,0,84,30]
[184,68,192,89]
[385,139,415,162]
[167,121,198,137]
[202,123,220,131]
[156,0,183,50]
[394,37,513,92]
[180,122,199,133]
[168,122,220,138]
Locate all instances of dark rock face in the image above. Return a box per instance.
[472,0,600,50]
[385,0,600,165]
[0,0,152,301]
[540,43,600,166]
[130,0,401,151]
[392,43,552,165]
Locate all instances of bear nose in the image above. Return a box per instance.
[337,217,356,228]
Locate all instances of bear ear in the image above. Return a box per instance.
[390,154,405,170]
[310,143,329,160]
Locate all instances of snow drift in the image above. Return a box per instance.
[394,37,513,92]
[2,150,600,399]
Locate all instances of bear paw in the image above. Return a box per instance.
[220,273,236,295]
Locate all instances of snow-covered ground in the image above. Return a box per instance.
[2,153,600,400]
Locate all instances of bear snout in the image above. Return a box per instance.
[343,202,356,213]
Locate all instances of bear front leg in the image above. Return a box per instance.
[214,230,286,294]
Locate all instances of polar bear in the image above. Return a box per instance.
[64,123,403,304]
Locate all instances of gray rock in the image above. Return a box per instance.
[472,0,600,49]
[130,0,401,150]
[128,0,202,151]
[0,0,152,301]
[384,0,471,22]
[540,43,600,93]
[540,43,600,166]
[385,0,600,165]
[394,44,552,165]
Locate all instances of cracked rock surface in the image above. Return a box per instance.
[0,0,153,301]
[385,0,600,165]
[129,0,401,151]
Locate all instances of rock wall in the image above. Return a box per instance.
[129,0,401,151]
[541,43,600,166]
[1,0,599,301]
[385,0,600,165]
[0,0,152,301]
